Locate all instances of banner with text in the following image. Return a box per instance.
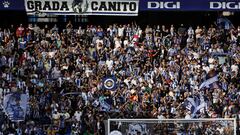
[2,0,240,12]
[25,0,139,16]
[140,0,240,11]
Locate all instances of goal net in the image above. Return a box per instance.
[108,118,237,135]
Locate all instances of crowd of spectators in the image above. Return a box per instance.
[0,19,239,135]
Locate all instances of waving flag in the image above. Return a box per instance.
[184,94,208,118]
[217,17,234,30]
[99,99,111,112]
[3,93,28,122]
[199,75,218,90]
[102,76,118,91]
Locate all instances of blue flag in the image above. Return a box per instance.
[217,17,234,30]
[102,76,118,91]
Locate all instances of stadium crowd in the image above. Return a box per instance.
[0,20,239,135]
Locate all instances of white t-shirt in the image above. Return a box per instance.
[217,127,224,134]
[118,27,124,37]
[123,40,129,46]
[106,60,113,69]
[188,28,194,35]
[52,112,60,120]
[203,65,210,73]
[231,65,239,73]
[74,111,82,122]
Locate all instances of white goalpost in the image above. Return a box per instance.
[108,118,237,135]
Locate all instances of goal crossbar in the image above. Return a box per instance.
[108,118,237,135]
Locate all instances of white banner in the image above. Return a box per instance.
[25,0,139,16]
[3,93,28,122]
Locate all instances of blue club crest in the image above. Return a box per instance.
[102,76,118,91]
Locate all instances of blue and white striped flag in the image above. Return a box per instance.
[184,95,208,118]
[199,75,218,89]
[99,97,111,112]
